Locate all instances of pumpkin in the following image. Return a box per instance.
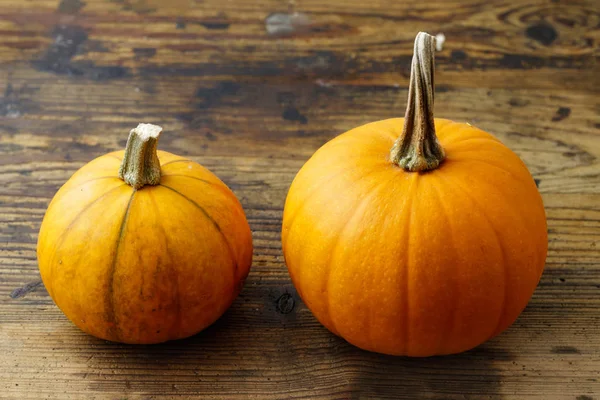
[37,124,253,344]
[281,33,547,356]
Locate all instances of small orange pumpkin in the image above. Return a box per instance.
[37,124,252,344]
[282,33,547,356]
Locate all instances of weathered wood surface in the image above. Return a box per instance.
[1,0,599,398]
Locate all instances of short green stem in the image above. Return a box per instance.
[118,123,163,189]
[390,32,445,172]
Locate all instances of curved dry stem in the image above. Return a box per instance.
[118,123,163,189]
[390,32,445,172]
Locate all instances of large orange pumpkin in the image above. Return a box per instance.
[281,33,547,356]
[37,124,252,344]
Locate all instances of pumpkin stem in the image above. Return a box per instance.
[390,32,445,172]
[118,123,163,189]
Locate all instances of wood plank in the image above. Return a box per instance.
[1,0,599,398]
[0,0,598,90]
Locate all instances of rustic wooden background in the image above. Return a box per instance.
[1,0,599,398]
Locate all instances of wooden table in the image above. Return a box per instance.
[1,0,599,398]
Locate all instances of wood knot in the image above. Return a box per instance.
[276,293,295,314]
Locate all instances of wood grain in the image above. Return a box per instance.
[1,0,599,398]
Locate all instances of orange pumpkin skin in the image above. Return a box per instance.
[282,118,547,356]
[37,150,253,344]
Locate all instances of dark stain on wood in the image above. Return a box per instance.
[551,346,581,354]
[73,62,128,80]
[10,280,43,299]
[200,21,230,30]
[552,107,571,122]
[1,83,40,118]
[277,91,308,124]
[526,22,558,46]
[509,98,530,107]
[57,0,86,14]
[276,91,296,105]
[282,106,308,124]
[534,178,541,188]
[111,0,156,15]
[133,47,157,59]
[33,25,129,80]
[498,54,546,69]
[576,396,594,400]
[138,81,157,94]
[450,50,468,63]
[175,17,186,29]
[33,25,89,74]
[195,81,241,109]
[196,12,230,30]
[205,131,217,141]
